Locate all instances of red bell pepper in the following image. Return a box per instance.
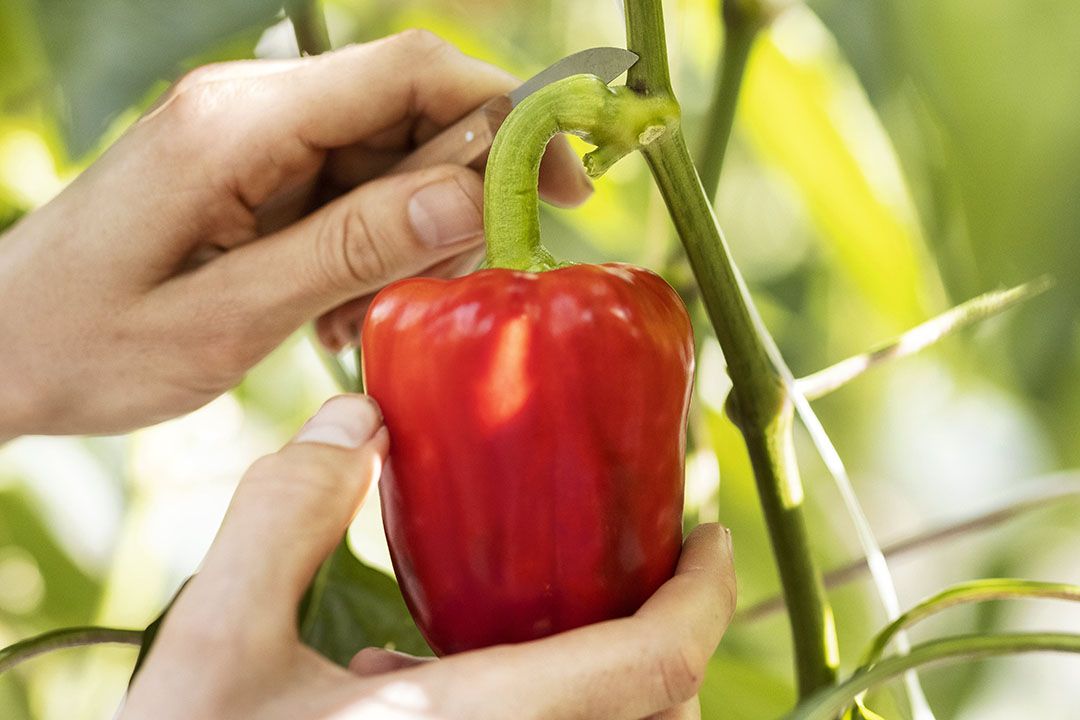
[361,74,689,654]
[362,263,692,654]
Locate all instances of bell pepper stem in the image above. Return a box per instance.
[482,76,678,271]
[626,0,839,698]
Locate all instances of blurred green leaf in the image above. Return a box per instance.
[699,652,795,720]
[0,490,100,628]
[0,1,48,108]
[0,673,31,720]
[739,7,929,325]
[30,0,283,156]
[299,538,430,665]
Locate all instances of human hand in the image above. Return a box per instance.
[122,395,737,720]
[0,31,592,437]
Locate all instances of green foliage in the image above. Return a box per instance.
[0,491,100,629]
[298,539,431,665]
[783,633,1080,720]
[25,0,283,157]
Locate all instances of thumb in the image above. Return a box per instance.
[189,395,388,626]
[195,164,485,339]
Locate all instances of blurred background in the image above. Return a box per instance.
[2,0,1079,717]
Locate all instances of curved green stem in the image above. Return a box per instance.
[625,0,838,697]
[1,626,143,674]
[483,75,678,271]
[862,579,1080,666]
[784,633,1080,720]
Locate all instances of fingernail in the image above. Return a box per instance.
[294,396,382,449]
[408,177,483,247]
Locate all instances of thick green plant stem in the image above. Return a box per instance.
[626,0,839,696]
[483,75,678,271]
[286,0,331,55]
[0,626,143,674]
[697,4,763,197]
[785,633,1080,720]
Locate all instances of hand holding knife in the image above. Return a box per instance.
[390,47,638,174]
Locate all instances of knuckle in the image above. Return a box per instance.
[191,323,258,382]
[166,79,228,127]
[320,203,396,291]
[173,63,226,93]
[392,28,451,57]
[653,640,707,706]
[241,449,349,510]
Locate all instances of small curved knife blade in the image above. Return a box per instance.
[391,47,638,174]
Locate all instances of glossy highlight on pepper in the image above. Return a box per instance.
[362,263,694,654]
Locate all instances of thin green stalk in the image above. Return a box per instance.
[284,0,355,393]
[1,626,143,674]
[740,484,1080,622]
[697,6,762,197]
[784,633,1080,720]
[863,580,1080,666]
[625,0,838,696]
[797,276,1054,400]
[286,0,331,55]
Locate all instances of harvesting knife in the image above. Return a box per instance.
[391,47,638,173]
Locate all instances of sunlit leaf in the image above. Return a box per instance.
[739,6,930,325]
[842,697,890,720]
[700,652,796,720]
[0,0,48,107]
[0,490,100,628]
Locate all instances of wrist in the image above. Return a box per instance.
[0,219,52,441]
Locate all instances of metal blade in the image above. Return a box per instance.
[508,47,638,107]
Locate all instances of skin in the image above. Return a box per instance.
[0,31,739,718]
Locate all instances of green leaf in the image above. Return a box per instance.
[861,578,1080,667]
[699,652,795,720]
[782,633,1080,720]
[842,697,890,720]
[30,0,283,156]
[0,0,48,108]
[299,538,430,665]
[739,6,928,325]
[0,489,100,628]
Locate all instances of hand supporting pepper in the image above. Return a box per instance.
[122,396,737,720]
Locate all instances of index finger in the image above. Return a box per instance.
[381,524,736,720]
[290,31,592,206]
[285,30,519,148]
